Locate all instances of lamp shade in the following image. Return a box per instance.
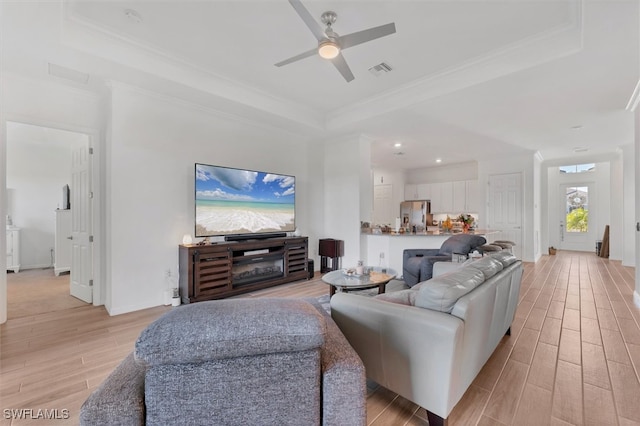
[318,40,340,59]
[182,234,193,245]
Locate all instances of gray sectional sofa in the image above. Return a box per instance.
[330,251,523,426]
[80,298,366,426]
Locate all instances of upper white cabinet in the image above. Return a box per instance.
[465,180,480,212]
[404,184,418,200]
[452,181,466,212]
[416,183,432,200]
[406,180,480,213]
[6,226,20,273]
[439,182,454,213]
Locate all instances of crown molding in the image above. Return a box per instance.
[106,80,315,140]
[61,5,325,131]
[326,2,583,130]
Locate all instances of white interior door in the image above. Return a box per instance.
[559,183,594,252]
[70,144,92,303]
[488,173,523,259]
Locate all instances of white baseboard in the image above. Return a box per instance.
[21,264,53,271]
[106,297,164,316]
[634,291,640,309]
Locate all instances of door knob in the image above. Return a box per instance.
[67,236,73,240]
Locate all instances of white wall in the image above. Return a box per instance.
[323,134,370,269]
[405,161,478,184]
[635,108,640,307]
[106,83,320,314]
[621,145,636,266]
[533,153,542,261]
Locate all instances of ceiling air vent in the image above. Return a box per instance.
[369,62,393,77]
[48,63,89,84]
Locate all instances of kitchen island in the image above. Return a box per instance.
[360,230,499,280]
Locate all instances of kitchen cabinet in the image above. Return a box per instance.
[452,181,466,212]
[466,180,480,212]
[407,179,480,213]
[439,182,453,212]
[404,184,418,200]
[416,183,432,200]
[431,182,453,213]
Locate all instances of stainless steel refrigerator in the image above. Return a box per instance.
[400,200,432,232]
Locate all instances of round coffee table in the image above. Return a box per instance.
[321,267,397,297]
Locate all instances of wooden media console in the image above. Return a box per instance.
[178,236,308,303]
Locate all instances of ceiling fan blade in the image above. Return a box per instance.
[339,22,396,50]
[275,47,318,67]
[331,53,354,82]
[288,0,326,42]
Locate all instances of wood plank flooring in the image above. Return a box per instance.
[1,251,639,425]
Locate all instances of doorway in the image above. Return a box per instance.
[558,183,595,252]
[5,122,95,315]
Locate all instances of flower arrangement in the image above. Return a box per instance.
[457,214,475,232]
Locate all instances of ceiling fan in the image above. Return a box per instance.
[275,0,396,82]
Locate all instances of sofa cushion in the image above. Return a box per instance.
[135,298,326,366]
[415,267,485,313]
[490,251,518,267]
[374,289,417,306]
[438,234,487,256]
[466,257,503,280]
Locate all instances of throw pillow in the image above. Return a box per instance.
[415,267,485,313]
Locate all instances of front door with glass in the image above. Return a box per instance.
[559,183,594,252]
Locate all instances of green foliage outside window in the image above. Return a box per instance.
[566,207,588,232]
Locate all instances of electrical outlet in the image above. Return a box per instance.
[165,269,172,278]
[379,252,385,259]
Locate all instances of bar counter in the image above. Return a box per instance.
[360,230,499,279]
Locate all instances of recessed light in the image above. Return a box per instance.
[435,158,442,163]
[124,8,143,24]
[394,143,402,148]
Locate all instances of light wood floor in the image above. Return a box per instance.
[1,251,639,425]
[6,269,85,319]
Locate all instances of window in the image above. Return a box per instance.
[559,163,595,173]
[565,186,588,232]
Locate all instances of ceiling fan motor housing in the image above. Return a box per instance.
[321,11,337,26]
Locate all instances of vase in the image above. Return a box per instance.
[463,224,470,233]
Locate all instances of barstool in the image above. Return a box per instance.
[492,240,515,253]
[478,244,502,255]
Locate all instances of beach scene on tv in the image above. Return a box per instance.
[195,164,295,237]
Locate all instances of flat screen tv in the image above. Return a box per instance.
[194,163,296,238]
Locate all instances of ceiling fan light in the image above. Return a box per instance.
[318,40,340,59]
